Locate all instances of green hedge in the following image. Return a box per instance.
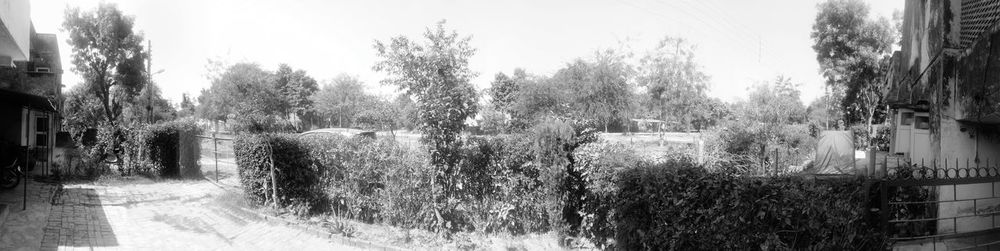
[233,133,323,212]
[608,159,885,250]
[122,119,203,178]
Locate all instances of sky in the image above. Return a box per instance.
[28,0,903,106]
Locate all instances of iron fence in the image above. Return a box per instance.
[879,157,1000,250]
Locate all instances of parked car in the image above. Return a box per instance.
[298,128,376,139]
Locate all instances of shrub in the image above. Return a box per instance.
[705,121,816,174]
[610,158,885,250]
[457,134,551,234]
[121,119,203,178]
[573,142,644,248]
[527,118,598,235]
[233,133,323,213]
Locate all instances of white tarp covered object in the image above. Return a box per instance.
[810,130,855,174]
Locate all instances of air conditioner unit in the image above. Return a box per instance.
[34,67,50,73]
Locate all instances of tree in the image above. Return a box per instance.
[811,0,894,125]
[125,81,176,123]
[274,64,319,125]
[199,63,284,124]
[510,75,572,129]
[178,93,196,118]
[736,76,808,125]
[373,20,479,230]
[561,49,635,132]
[637,37,711,132]
[392,94,419,130]
[353,96,398,132]
[310,74,367,128]
[63,3,147,127]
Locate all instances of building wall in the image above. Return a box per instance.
[893,0,1000,236]
[0,0,30,60]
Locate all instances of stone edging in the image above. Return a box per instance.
[201,177,409,251]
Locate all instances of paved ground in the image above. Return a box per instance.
[0,177,357,250]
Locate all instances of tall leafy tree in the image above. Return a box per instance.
[736,76,808,125]
[274,64,319,122]
[564,49,635,132]
[63,3,147,127]
[811,0,894,125]
[199,63,283,123]
[373,20,479,230]
[637,37,710,132]
[310,74,368,127]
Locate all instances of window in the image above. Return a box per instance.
[901,112,914,126]
[915,116,930,130]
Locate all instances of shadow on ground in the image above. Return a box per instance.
[41,188,118,248]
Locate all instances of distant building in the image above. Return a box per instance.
[0,0,63,175]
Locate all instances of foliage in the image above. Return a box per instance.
[486,69,527,115]
[392,94,419,130]
[811,0,895,124]
[178,93,196,118]
[733,76,808,124]
[610,161,885,250]
[573,142,645,248]
[851,123,891,151]
[706,120,816,174]
[123,82,177,124]
[233,133,325,213]
[373,20,480,227]
[198,63,283,122]
[457,135,551,234]
[120,119,203,178]
[353,97,399,131]
[528,118,599,235]
[63,2,148,127]
[274,64,320,123]
[310,74,369,128]
[637,37,711,131]
[560,50,635,132]
[476,106,509,135]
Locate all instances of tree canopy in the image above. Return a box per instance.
[637,37,711,131]
[63,3,148,126]
[811,0,894,124]
[373,20,480,168]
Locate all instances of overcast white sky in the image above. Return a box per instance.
[28,0,903,105]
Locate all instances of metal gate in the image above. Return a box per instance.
[880,159,1000,250]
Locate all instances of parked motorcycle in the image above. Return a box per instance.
[0,157,21,189]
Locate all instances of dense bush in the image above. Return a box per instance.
[233,133,324,213]
[609,158,885,250]
[119,119,203,178]
[457,135,551,234]
[705,121,816,174]
[573,142,645,248]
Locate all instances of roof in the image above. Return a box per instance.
[0,88,57,112]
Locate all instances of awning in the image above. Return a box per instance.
[0,88,57,112]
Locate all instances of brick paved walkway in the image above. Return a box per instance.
[2,179,357,251]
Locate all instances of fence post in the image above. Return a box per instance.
[266,139,278,208]
[213,132,219,182]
